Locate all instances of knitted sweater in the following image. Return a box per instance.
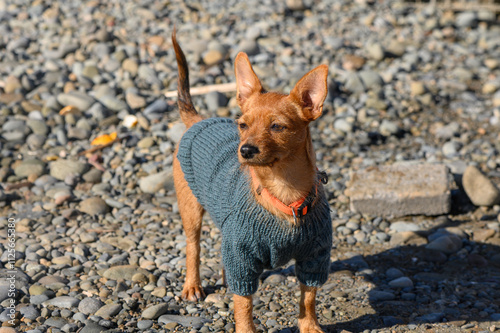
[177,118,332,296]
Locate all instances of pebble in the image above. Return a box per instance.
[57,91,96,111]
[14,159,46,178]
[79,197,109,215]
[139,169,174,193]
[142,303,170,319]
[462,165,500,206]
[158,314,211,329]
[50,160,89,181]
[388,277,414,288]
[94,304,122,319]
[102,265,148,280]
[78,298,104,315]
[42,296,80,309]
[425,235,462,254]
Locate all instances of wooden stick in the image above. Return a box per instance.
[164,82,236,98]
[5,182,33,191]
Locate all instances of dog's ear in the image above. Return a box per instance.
[290,64,328,121]
[235,52,263,109]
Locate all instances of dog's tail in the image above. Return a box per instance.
[172,28,203,128]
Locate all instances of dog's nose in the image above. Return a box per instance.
[240,144,260,159]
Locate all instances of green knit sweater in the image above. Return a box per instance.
[177,118,332,296]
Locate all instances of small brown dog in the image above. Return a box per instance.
[172,29,332,333]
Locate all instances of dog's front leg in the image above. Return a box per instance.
[234,294,256,333]
[298,284,324,333]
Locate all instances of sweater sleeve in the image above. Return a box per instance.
[221,229,264,296]
[294,238,331,288]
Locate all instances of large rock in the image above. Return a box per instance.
[462,165,500,206]
[346,163,451,217]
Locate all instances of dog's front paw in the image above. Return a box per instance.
[182,283,205,301]
[298,319,324,333]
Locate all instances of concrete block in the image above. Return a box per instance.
[345,163,451,217]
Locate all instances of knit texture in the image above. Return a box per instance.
[177,118,332,296]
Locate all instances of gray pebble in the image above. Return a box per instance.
[78,298,104,315]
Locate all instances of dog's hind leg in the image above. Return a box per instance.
[174,155,206,301]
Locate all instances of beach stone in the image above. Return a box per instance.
[79,197,109,215]
[94,303,121,319]
[359,70,384,89]
[137,137,155,149]
[78,298,104,315]
[366,43,385,61]
[386,268,404,280]
[137,320,154,330]
[346,163,451,217]
[344,72,365,93]
[139,169,174,193]
[426,235,462,254]
[122,58,139,75]
[14,159,46,178]
[203,50,225,66]
[42,296,80,309]
[415,312,444,323]
[205,91,228,112]
[44,317,68,328]
[462,165,500,206]
[82,169,103,183]
[98,95,128,112]
[410,81,426,96]
[20,305,40,320]
[166,122,186,143]
[368,290,395,302]
[237,40,260,56]
[29,285,47,296]
[456,11,477,28]
[102,265,148,280]
[388,277,414,288]
[142,303,170,319]
[2,119,26,132]
[334,118,353,133]
[143,99,168,119]
[286,0,305,11]
[57,91,96,111]
[126,91,147,109]
[389,221,420,232]
[50,160,89,180]
[26,119,49,135]
[386,39,405,57]
[158,314,211,329]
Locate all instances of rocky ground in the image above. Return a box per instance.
[0,0,500,332]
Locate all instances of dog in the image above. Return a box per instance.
[172,29,332,333]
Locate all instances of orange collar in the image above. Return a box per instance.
[249,168,317,219]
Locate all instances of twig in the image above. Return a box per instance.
[164,82,237,98]
[5,182,33,191]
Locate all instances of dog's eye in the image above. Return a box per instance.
[239,122,248,130]
[271,124,285,132]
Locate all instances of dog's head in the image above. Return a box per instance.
[234,53,328,166]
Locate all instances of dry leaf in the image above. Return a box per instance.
[91,132,117,146]
[59,105,80,115]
